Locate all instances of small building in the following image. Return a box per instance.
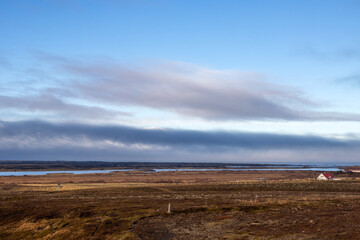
[317,172,334,180]
[349,169,360,173]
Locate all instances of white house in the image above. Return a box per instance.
[317,172,334,180]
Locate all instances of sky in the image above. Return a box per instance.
[0,0,360,164]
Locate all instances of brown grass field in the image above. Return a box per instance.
[1,170,360,239]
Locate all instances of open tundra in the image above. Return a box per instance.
[1,170,360,239]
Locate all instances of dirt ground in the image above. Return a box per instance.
[1,170,360,239]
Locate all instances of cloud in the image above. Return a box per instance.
[0,94,130,120]
[300,47,360,62]
[336,74,360,85]
[0,57,12,69]
[0,120,359,162]
[32,54,360,121]
[2,53,359,122]
[0,120,353,149]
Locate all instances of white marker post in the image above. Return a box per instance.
[168,202,171,213]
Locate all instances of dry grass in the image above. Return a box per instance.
[1,171,360,239]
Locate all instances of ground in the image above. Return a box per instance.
[1,170,360,239]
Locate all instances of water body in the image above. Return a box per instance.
[226,165,307,168]
[152,168,343,172]
[0,169,132,176]
[226,165,342,168]
[0,167,344,176]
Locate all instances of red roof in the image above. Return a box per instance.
[322,172,334,179]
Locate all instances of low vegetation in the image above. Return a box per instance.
[1,170,360,239]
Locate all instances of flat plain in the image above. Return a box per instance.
[1,169,360,240]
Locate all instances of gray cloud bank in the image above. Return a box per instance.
[0,120,359,163]
[0,120,356,149]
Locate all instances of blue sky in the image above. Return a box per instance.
[1,0,360,163]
